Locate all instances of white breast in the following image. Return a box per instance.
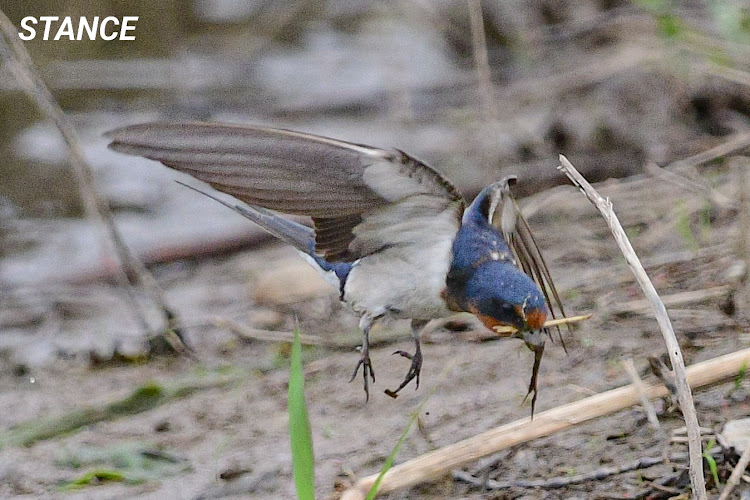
[342,208,457,321]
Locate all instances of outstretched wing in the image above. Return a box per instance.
[107,122,465,262]
[488,176,567,328]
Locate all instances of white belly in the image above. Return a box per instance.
[342,239,454,321]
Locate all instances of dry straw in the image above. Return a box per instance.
[556,155,707,499]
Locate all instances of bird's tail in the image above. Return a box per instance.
[176,181,349,293]
[176,181,315,253]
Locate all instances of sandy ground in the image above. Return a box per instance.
[1,164,749,500]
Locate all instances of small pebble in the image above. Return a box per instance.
[724,260,747,283]
[721,418,750,453]
[252,260,334,305]
[512,449,538,471]
[154,420,172,432]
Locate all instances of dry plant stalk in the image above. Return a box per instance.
[666,131,750,172]
[717,445,750,500]
[453,455,666,490]
[556,155,707,499]
[492,313,592,335]
[217,318,342,348]
[644,162,737,210]
[611,286,731,315]
[737,157,750,310]
[340,347,750,499]
[623,358,660,430]
[466,0,497,120]
[0,9,185,352]
[706,62,750,89]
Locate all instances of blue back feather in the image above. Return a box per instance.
[446,187,546,316]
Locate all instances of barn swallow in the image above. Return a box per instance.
[107,123,566,408]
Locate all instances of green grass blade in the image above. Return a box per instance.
[288,328,315,500]
[365,387,438,500]
[703,438,721,487]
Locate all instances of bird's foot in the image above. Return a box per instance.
[349,349,375,401]
[521,335,545,418]
[385,345,422,398]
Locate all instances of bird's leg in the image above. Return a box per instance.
[520,330,545,418]
[350,317,375,401]
[385,319,428,398]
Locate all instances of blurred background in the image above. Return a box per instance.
[1,0,750,498]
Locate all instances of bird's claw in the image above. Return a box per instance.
[350,350,375,401]
[385,346,422,398]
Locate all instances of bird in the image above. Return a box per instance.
[107,122,566,408]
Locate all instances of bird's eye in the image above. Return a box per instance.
[501,303,515,313]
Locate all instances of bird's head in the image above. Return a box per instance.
[466,263,548,332]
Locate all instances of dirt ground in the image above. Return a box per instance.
[1,2,750,498]
[1,159,749,499]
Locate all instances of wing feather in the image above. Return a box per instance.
[488,177,567,334]
[107,122,465,261]
[312,215,363,261]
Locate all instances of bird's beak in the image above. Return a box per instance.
[516,305,547,331]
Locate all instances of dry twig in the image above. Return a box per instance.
[610,286,731,316]
[718,446,750,500]
[737,157,750,317]
[666,132,750,172]
[557,155,707,499]
[453,456,664,490]
[648,356,678,397]
[644,162,737,210]
[466,0,497,120]
[623,358,660,430]
[217,318,344,348]
[339,347,750,499]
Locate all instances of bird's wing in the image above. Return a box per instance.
[107,122,465,261]
[488,176,567,324]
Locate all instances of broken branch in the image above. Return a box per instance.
[557,155,707,499]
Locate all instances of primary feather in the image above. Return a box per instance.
[107,122,464,263]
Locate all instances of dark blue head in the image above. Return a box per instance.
[445,184,548,332]
[463,260,548,331]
